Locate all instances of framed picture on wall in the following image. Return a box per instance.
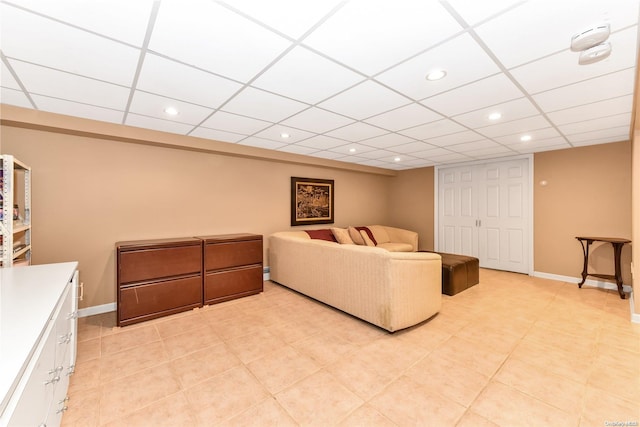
[291,177,334,226]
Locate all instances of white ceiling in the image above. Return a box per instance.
[1,0,638,170]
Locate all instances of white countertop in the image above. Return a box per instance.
[0,262,78,415]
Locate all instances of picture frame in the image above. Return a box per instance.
[291,177,334,226]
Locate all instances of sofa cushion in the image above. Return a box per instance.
[355,226,377,245]
[360,230,375,247]
[305,229,337,242]
[368,225,390,244]
[377,242,414,252]
[348,226,366,245]
[331,227,354,244]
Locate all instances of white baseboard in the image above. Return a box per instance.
[532,271,632,293]
[630,293,640,324]
[78,302,116,318]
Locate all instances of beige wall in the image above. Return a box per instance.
[1,109,635,314]
[534,141,632,284]
[1,125,392,309]
[633,131,639,315]
[389,166,435,251]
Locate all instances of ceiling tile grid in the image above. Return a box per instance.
[0,0,637,170]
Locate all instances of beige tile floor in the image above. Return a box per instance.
[62,269,640,427]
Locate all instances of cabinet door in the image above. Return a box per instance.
[8,321,57,427]
[204,265,263,304]
[119,276,202,323]
[119,244,201,283]
[204,240,262,271]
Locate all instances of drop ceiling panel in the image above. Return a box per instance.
[281,107,354,134]
[136,54,243,109]
[558,113,631,136]
[200,111,272,135]
[364,103,443,132]
[7,0,155,46]
[303,0,463,76]
[129,91,213,125]
[477,115,554,138]
[511,26,639,95]
[253,125,315,143]
[533,68,635,112]
[359,133,415,149]
[494,127,563,145]
[251,46,365,104]
[221,86,308,123]
[376,33,500,101]
[226,0,344,39]
[149,0,290,82]
[445,0,524,26]
[0,0,637,170]
[546,95,633,125]
[426,130,485,147]
[422,73,525,117]
[189,127,246,143]
[297,135,350,150]
[318,80,410,120]
[0,61,20,90]
[474,0,638,68]
[453,97,539,128]
[325,122,388,142]
[390,141,437,154]
[9,60,129,110]
[32,95,123,124]
[566,125,630,143]
[277,144,320,155]
[1,87,32,108]
[237,137,287,150]
[399,119,467,141]
[126,113,193,135]
[1,4,140,86]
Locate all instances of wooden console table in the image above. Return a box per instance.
[575,236,631,299]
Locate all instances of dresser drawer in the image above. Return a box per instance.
[119,276,202,323]
[119,244,202,284]
[204,240,262,271]
[204,265,263,304]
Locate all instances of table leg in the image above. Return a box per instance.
[612,242,626,299]
[578,239,591,288]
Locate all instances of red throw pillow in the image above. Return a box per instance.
[356,226,377,246]
[305,229,337,242]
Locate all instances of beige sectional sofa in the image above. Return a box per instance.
[269,225,442,332]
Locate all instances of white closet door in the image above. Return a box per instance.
[477,159,529,274]
[437,158,530,274]
[438,166,478,257]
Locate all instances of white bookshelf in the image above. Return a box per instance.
[1,155,31,267]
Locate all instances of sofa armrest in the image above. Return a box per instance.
[381,226,419,251]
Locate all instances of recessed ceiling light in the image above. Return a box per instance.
[394,157,401,162]
[164,106,179,116]
[280,132,290,139]
[426,69,446,81]
[520,135,532,142]
[349,148,356,153]
[488,112,502,121]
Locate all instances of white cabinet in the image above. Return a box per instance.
[0,262,78,427]
[0,155,32,267]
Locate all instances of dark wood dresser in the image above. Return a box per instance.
[116,237,203,326]
[197,233,263,305]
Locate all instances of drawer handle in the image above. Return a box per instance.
[56,406,68,414]
[44,376,60,385]
[49,366,63,375]
[59,396,70,404]
[58,333,72,344]
[66,311,78,320]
